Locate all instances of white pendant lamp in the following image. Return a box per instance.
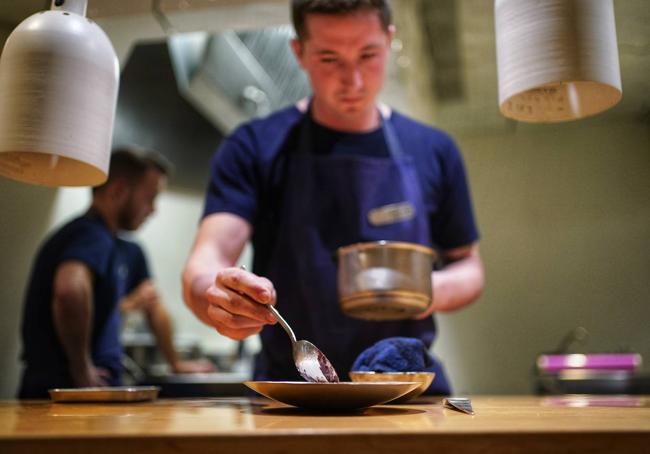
[0,0,119,187]
[495,0,622,123]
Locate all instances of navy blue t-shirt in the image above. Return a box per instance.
[18,213,150,398]
[203,105,479,255]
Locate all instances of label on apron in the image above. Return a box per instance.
[367,201,416,226]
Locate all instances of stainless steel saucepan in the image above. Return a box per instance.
[337,241,436,320]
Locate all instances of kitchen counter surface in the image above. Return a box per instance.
[1,395,649,453]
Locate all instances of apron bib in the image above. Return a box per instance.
[253,104,450,394]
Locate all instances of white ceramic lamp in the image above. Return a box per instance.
[0,0,119,186]
[495,0,622,123]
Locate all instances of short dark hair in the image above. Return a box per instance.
[291,0,392,41]
[93,147,172,193]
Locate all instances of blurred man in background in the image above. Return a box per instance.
[18,148,213,399]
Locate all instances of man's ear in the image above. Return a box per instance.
[387,24,396,45]
[290,38,305,68]
[108,178,130,201]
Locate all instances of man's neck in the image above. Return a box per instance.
[310,100,380,132]
[87,203,118,234]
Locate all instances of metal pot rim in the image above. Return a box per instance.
[337,240,435,257]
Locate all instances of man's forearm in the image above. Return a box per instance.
[146,302,179,369]
[182,212,253,327]
[183,271,219,326]
[52,261,103,386]
[182,246,237,328]
[52,295,93,376]
[428,245,484,314]
[430,257,484,312]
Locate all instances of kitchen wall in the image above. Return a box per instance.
[435,119,650,394]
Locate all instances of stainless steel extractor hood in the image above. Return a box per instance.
[168,26,310,134]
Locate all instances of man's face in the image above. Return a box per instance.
[118,168,166,231]
[292,10,394,129]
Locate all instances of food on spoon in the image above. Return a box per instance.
[297,348,339,383]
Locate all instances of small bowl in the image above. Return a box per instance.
[348,371,435,403]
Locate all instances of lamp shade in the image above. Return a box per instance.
[495,0,622,123]
[0,0,119,186]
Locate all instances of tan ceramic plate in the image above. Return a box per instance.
[244,381,420,411]
[49,386,160,403]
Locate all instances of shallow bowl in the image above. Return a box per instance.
[244,381,420,411]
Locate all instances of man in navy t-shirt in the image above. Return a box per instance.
[18,149,212,399]
[182,0,485,393]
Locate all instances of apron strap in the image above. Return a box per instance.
[381,114,404,159]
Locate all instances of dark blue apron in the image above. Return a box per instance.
[253,105,450,394]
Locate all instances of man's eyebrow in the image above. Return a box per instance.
[314,44,383,55]
[361,44,383,51]
[315,49,338,55]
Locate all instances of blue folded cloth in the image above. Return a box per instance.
[351,337,436,373]
[351,337,451,395]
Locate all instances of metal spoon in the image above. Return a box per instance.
[266,304,339,383]
[239,266,339,383]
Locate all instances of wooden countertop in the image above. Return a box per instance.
[1,395,649,453]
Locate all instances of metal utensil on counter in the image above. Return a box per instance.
[443,397,475,415]
[239,266,339,383]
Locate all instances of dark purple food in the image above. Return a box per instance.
[317,349,339,383]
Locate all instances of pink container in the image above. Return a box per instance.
[537,353,642,373]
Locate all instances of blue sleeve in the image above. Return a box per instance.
[430,136,479,250]
[202,127,259,224]
[58,224,113,276]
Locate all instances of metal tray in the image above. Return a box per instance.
[49,386,160,403]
